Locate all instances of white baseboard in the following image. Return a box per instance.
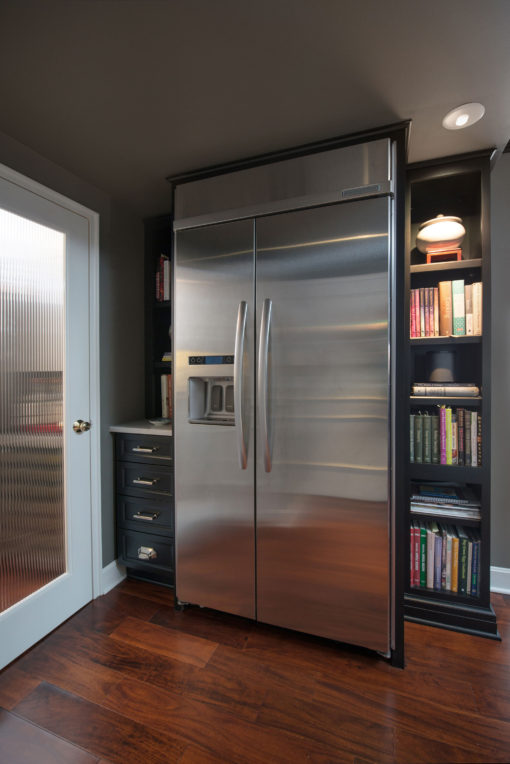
[100,560,126,596]
[491,566,510,594]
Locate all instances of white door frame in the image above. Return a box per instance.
[0,161,102,600]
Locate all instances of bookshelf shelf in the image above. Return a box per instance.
[408,463,483,483]
[410,335,481,345]
[404,152,498,639]
[410,396,481,406]
[410,258,482,274]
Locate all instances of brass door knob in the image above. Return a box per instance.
[73,419,91,433]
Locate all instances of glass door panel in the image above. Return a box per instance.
[0,208,66,612]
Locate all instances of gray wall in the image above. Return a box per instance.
[0,131,145,567]
[491,152,510,569]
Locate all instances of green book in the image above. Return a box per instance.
[452,279,466,335]
[410,414,415,463]
[431,414,440,464]
[414,414,423,464]
[423,413,432,463]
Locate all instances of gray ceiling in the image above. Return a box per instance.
[1,0,509,217]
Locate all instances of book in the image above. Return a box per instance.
[166,373,173,419]
[465,283,473,335]
[470,530,480,597]
[440,406,446,464]
[473,281,482,335]
[410,289,417,337]
[441,523,448,590]
[161,374,169,418]
[471,411,478,467]
[419,522,427,588]
[466,536,473,595]
[411,383,480,397]
[458,527,470,595]
[452,279,466,335]
[410,523,417,587]
[446,527,453,591]
[451,529,459,593]
[465,413,472,466]
[410,414,415,463]
[445,407,452,465]
[457,408,465,466]
[410,483,480,505]
[433,287,439,336]
[434,526,443,591]
[424,287,430,336]
[451,412,458,465]
[426,523,435,589]
[419,287,425,337]
[414,413,423,464]
[423,413,432,463]
[477,414,482,466]
[439,281,452,336]
[431,415,440,464]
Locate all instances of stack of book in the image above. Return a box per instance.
[410,407,481,466]
[410,482,481,521]
[409,519,481,596]
[155,254,171,302]
[410,279,482,337]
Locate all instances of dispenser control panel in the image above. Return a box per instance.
[188,355,234,365]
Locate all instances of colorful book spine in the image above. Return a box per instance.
[410,414,415,463]
[414,414,423,464]
[410,289,417,337]
[426,525,435,588]
[419,287,425,337]
[439,281,452,336]
[451,531,459,593]
[465,283,473,335]
[431,414,440,464]
[451,413,458,465]
[471,532,480,597]
[439,406,447,465]
[452,279,466,335]
[477,414,482,466]
[473,282,482,335]
[419,522,427,588]
[433,287,439,336]
[423,413,432,464]
[434,529,443,591]
[458,527,469,595]
[441,524,448,590]
[445,407,453,465]
[424,287,430,337]
[465,413,472,466]
[471,411,478,467]
[457,408,465,466]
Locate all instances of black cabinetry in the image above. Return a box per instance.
[404,151,498,637]
[115,430,174,586]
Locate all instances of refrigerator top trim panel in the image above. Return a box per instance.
[174,139,392,230]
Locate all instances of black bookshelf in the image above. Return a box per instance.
[144,215,173,419]
[405,151,499,639]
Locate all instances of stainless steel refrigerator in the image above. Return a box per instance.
[173,137,398,656]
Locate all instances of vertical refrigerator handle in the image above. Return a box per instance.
[234,300,248,469]
[258,298,273,472]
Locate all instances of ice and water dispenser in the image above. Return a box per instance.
[187,355,235,425]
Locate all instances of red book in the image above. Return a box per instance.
[410,289,417,337]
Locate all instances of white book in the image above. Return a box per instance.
[471,411,478,467]
[472,282,482,335]
[465,283,473,335]
[161,374,168,418]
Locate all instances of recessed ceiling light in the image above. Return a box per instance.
[442,103,485,130]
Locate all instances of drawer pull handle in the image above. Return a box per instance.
[132,477,159,486]
[133,511,160,522]
[132,446,159,453]
[138,546,157,560]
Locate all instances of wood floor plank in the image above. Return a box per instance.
[101,676,345,764]
[31,621,195,694]
[13,682,186,764]
[110,616,218,668]
[115,578,175,606]
[0,708,99,763]
[0,666,41,711]
[62,590,162,635]
[394,727,505,764]
[150,603,253,649]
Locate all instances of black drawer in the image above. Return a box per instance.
[117,494,174,533]
[116,433,173,464]
[117,461,173,498]
[118,528,175,574]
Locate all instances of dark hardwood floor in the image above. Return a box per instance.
[1,580,510,763]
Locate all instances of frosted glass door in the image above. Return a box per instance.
[0,210,66,611]
[0,170,93,669]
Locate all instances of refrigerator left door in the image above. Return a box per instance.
[174,219,256,619]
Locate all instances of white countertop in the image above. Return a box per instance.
[109,420,173,437]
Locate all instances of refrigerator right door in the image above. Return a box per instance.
[255,198,392,653]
